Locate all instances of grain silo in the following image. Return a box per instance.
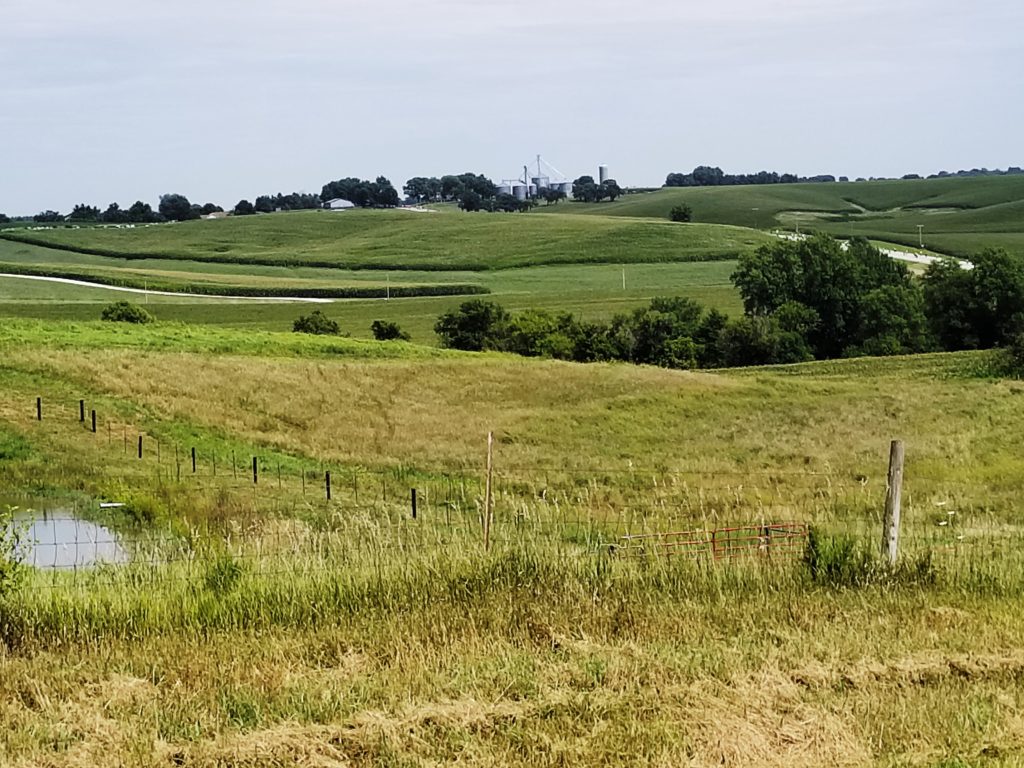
[599,165,609,184]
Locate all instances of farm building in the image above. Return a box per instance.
[324,198,356,211]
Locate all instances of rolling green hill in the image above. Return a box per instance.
[0,209,770,271]
[544,175,1024,257]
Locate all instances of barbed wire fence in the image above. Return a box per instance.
[5,396,1024,589]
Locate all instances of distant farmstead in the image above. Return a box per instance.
[325,198,356,211]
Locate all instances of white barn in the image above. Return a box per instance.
[325,198,356,211]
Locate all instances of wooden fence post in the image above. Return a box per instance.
[36,397,41,421]
[484,432,494,552]
[191,447,197,474]
[252,457,258,485]
[91,410,97,434]
[882,440,905,566]
[411,488,417,519]
[79,400,85,423]
[138,435,143,460]
[325,471,332,501]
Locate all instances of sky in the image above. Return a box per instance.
[1,0,1021,214]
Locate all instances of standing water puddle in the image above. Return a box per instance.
[5,506,129,569]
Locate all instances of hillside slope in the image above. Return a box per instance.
[544,175,1024,257]
[0,209,771,271]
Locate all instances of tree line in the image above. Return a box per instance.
[666,164,1024,187]
[665,166,838,188]
[26,196,220,225]
[433,235,1024,369]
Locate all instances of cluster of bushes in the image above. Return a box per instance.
[435,236,1024,370]
[434,297,811,368]
[292,312,411,342]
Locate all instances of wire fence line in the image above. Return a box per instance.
[5,396,1024,589]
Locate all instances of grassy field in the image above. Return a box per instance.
[0,209,770,271]
[1,320,1024,765]
[549,176,1024,258]
[1,177,1023,764]
[0,257,744,341]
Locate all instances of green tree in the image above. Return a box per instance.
[371,320,410,341]
[694,308,729,367]
[922,251,1024,350]
[69,204,100,221]
[458,190,483,212]
[499,310,578,359]
[100,203,129,224]
[669,204,693,222]
[293,310,340,335]
[970,249,1024,347]
[543,188,567,205]
[403,177,433,203]
[609,297,704,367]
[158,193,198,221]
[572,176,602,203]
[101,301,155,324]
[233,199,256,216]
[127,201,158,223]
[852,285,932,356]
[601,179,623,202]
[434,300,509,351]
[732,235,915,358]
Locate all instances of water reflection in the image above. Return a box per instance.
[8,509,128,569]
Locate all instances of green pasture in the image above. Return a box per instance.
[551,176,1024,258]
[0,259,742,341]
[0,209,769,270]
[3,319,1024,766]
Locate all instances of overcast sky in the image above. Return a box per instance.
[1,0,1021,214]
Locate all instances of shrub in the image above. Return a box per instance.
[434,300,509,351]
[293,310,340,335]
[804,529,876,587]
[203,554,246,595]
[804,527,937,588]
[101,301,155,324]
[669,204,693,223]
[371,320,410,341]
[0,506,25,598]
[995,332,1024,377]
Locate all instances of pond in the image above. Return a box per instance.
[3,504,128,569]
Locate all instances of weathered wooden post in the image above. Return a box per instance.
[411,488,418,519]
[91,410,97,434]
[882,440,905,566]
[36,397,41,421]
[138,435,143,459]
[191,447,197,474]
[252,457,258,485]
[79,400,85,423]
[325,471,332,501]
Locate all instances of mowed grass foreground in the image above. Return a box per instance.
[3,321,1024,766]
